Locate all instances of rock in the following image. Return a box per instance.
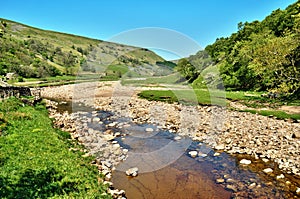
[248,183,256,189]
[103,134,115,141]
[225,185,237,192]
[213,152,221,157]
[188,151,198,158]
[215,144,225,150]
[263,168,273,173]
[292,132,300,138]
[126,167,139,177]
[276,174,285,179]
[296,187,300,195]
[145,128,154,132]
[216,178,225,183]
[240,159,251,165]
[92,117,100,122]
[174,136,182,141]
[262,158,269,163]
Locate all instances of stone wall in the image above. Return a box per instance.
[0,86,32,99]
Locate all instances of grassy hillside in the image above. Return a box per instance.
[204,1,300,97]
[0,18,168,81]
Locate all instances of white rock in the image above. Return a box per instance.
[240,159,252,165]
[188,151,198,158]
[263,168,273,173]
[276,174,285,179]
[113,144,120,149]
[126,167,138,177]
[262,158,269,163]
[174,136,182,141]
[92,117,100,122]
[214,152,221,157]
[296,187,300,194]
[215,144,225,150]
[103,135,115,141]
[145,128,154,132]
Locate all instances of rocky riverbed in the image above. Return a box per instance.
[42,81,300,197]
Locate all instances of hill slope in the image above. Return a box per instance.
[203,1,300,96]
[0,18,169,79]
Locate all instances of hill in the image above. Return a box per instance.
[0,18,170,80]
[203,1,300,97]
[180,1,300,97]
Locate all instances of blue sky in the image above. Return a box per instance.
[0,0,297,59]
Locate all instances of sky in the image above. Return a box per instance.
[0,0,297,60]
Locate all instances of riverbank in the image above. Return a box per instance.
[0,98,112,198]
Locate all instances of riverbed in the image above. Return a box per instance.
[42,82,300,198]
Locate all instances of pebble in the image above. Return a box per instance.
[248,183,256,189]
[126,167,139,177]
[174,136,182,141]
[216,178,225,183]
[215,144,225,150]
[214,152,221,157]
[240,159,251,165]
[263,168,273,173]
[188,151,198,158]
[296,187,300,194]
[225,185,237,192]
[145,128,154,132]
[276,174,285,179]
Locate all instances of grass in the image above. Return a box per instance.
[138,89,226,106]
[0,98,111,198]
[138,89,299,120]
[122,73,186,86]
[239,109,300,120]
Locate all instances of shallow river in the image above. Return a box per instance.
[55,100,300,199]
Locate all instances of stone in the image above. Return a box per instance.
[188,151,198,158]
[174,136,182,141]
[240,159,251,165]
[103,135,115,141]
[126,167,138,177]
[92,117,100,122]
[214,152,221,157]
[296,187,300,195]
[145,128,154,132]
[215,144,225,150]
[276,174,285,179]
[248,183,256,189]
[263,168,273,173]
[293,132,300,138]
[216,178,225,183]
[225,185,237,192]
[262,158,269,163]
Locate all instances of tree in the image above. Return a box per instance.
[176,58,199,83]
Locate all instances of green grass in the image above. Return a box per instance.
[122,73,186,86]
[239,109,300,120]
[138,89,226,106]
[0,98,111,198]
[139,89,299,120]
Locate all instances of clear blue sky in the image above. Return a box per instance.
[0,0,297,59]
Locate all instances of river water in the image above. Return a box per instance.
[54,100,300,199]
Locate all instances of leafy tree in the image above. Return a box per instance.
[176,58,199,83]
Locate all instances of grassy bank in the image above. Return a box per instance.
[138,89,300,120]
[0,98,111,198]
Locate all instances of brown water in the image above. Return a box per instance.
[112,154,232,199]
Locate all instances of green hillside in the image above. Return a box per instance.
[203,1,300,97]
[0,18,167,80]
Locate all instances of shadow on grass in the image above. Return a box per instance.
[0,168,78,198]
